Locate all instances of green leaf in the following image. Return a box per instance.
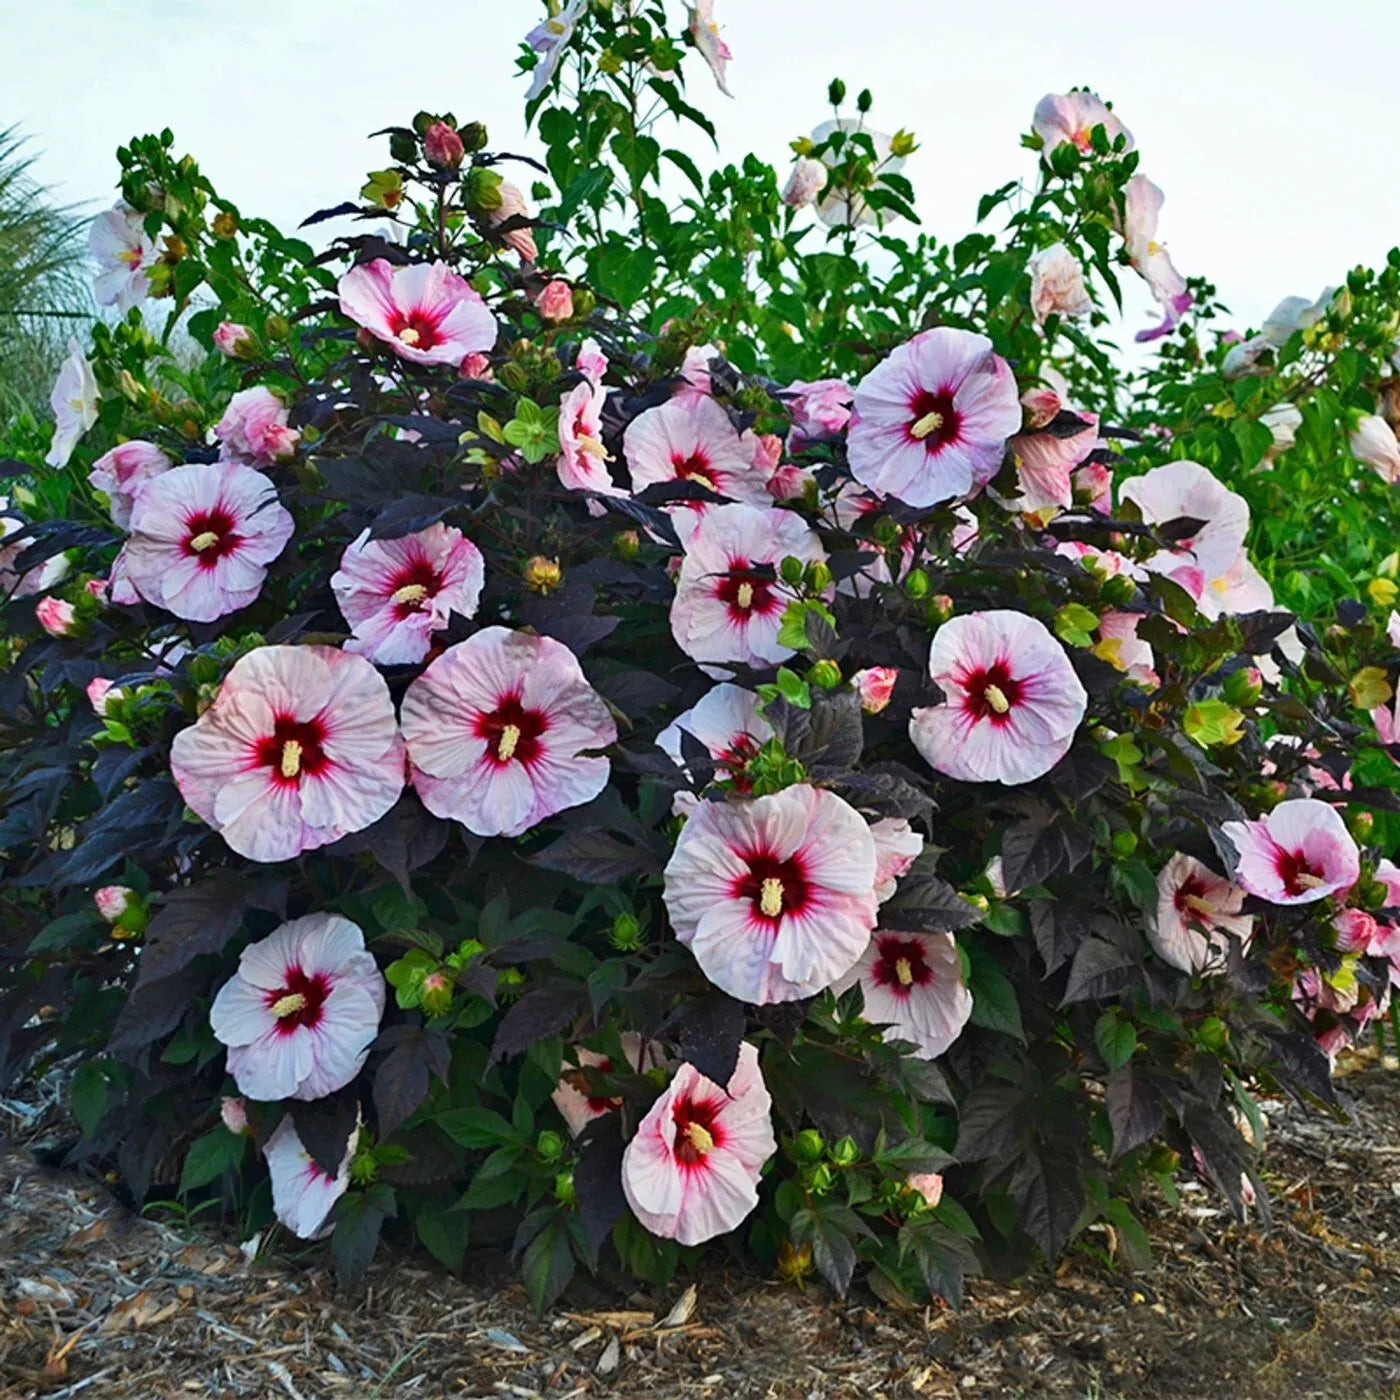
[964,945,1025,1041]
[71,1062,108,1137]
[434,1107,520,1148]
[1094,1012,1137,1071]
[521,1212,576,1315]
[179,1125,248,1193]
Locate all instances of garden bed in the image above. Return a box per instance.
[4,1054,1400,1400]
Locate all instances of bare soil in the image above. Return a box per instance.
[4,1055,1400,1400]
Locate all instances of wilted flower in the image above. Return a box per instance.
[1028,244,1092,323]
[89,202,155,310]
[1350,414,1400,484]
[46,339,99,468]
[1260,403,1302,457]
[35,596,77,636]
[423,119,465,169]
[687,0,733,95]
[621,1042,776,1246]
[847,328,1020,507]
[657,682,773,788]
[552,1034,650,1137]
[785,377,853,446]
[670,503,826,669]
[264,1116,358,1240]
[1149,853,1253,973]
[869,816,923,900]
[782,157,826,209]
[1222,799,1361,905]
[211,913,386,1102]
[401,627,617,838]
[624,397,771,505]
[852,665,898,714]
[338,259,498,367]
[123,464,294,622]
[832,929,973,1060]
[1032,91,1132,156]
[214,387,301,466]
[331,523,485,666]
[489,181,538,263]
[910,610,1088,785]
[663,783,878,1003]
[88,440,173,529]
[213,321,255,358]
[1120,176,1192,341]
[524,0,587,102]
[171,645,405,862]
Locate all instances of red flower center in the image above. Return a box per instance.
[1276,847,1326,897]
[255,715,330,786]
[735,851,810,925]
[907,388,962,453]
[266,963,331,1033]
[183,506,243,568]
[716,560,778,621]
[476,694,547,766]
[564,1057,622,1115]
[870,935,934,999]
[672,1095,725,1165]
[1174,877,1211,916]
[388,556,443,616]
[718,732,762,791]
[389,307,441,350]
[960,661,1023,725]
[672,451,715,489]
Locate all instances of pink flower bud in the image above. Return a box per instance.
[906,1172,944,1207]
[423,120,465,171]
[459,351,494,381]
[852,666,898,714]
[536,279,574,322]
[1020,385,1061,430]
[35,596,77,636]
[1334,907,1379,954]
[1071,459,1112,512]
[86,677,122,715]
[85,576,109,600]
[213,321,255,358]
[94,884,136,923]
[220,1096,251,1136]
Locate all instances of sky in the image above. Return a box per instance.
[4,0,1400,339]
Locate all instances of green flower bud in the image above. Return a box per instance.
[1348,810,1375,843]
[793,1128,825,1162]
[537,1129,565,1161]
[809,659,842,690]
[421,971,453,1017]
[610,912,644,951]
[827,78,846,107]
[830,1135,860,1167]
[1101,574,1136,607]
[1111,830,1138,859]
[1197,1017,1229,1051]
[903,568,930,600]
[554,1170,576,1206]
[459,121,488,153]
[805,560,833,592]
[780,555,805,586]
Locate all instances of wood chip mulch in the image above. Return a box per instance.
[5,1053,1400,1400]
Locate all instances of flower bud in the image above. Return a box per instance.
[264,314,290,343]
[1348,809,1375,843]
[779,554,805,586]
[782,158,826,209]
[536,279,574,322]
[610,912,644,950]
[830,1135,860,1167]
[523,555,563,594]
[220,1097,251,1136]
[903,568,930,600]
[211,210,238,240]
[1197,1017,1229,1051]
[1111,830,1138,858]
[421,971,453,1016]
[1223,666,1263,708]
[94,884,138,924]
[929,593,955,624]
[213,321,256,359]
[852,666,897,714]
[804,560,833,592]
[613,530,641,560]
[889,128,918,158]
[459,121,488,154]
[86,677,124,716]
[1101,575,1136,607]
[810,659,842,690]
[827,78,846,106]
[793,1128,825,1162]
[35,596,78,637]
[536,1129,565,1161]
[423,120,465,170]
[776,1240,814,1282]
[905,1172,943,1207]
[856,88,873,114]
[554,1170,576,1206]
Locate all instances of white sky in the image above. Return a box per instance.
[5,0,1399,338]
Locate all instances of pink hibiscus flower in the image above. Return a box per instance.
[88,440,173,529]
[909,610,1088,785]
[847,328,1021,507]
[1222,799,1361,905]
[401,627,617,838]
[557,339,622,494]
[786,378,853,448]
[338,259,498,367]
[552,1034,652,1137]
[831,929,972,1060]
[663,784,878,1003]
[686,0,732,95]
[489,182,538,263]
[1028,243,1092,324]
[624,397,770,505]
[214,387,301,466]
[657,682,774,790]
[210,913,386,1102]
[1374,691,1400,762]
[123,464,294,622]
[170,645,405,863]
[1120,176,1193,341]
[670,504,826,669]
[1118,461,1249,585]
[621,1042,776,1246]
[330,524,485,665]
[89,202,155,310]
[264,1116,359,1240]
[1148,853,1253,974]
[1033,91,1133,156]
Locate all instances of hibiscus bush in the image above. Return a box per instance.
[5,0,1400,1312]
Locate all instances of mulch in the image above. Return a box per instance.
[4,1054,1400,1400]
